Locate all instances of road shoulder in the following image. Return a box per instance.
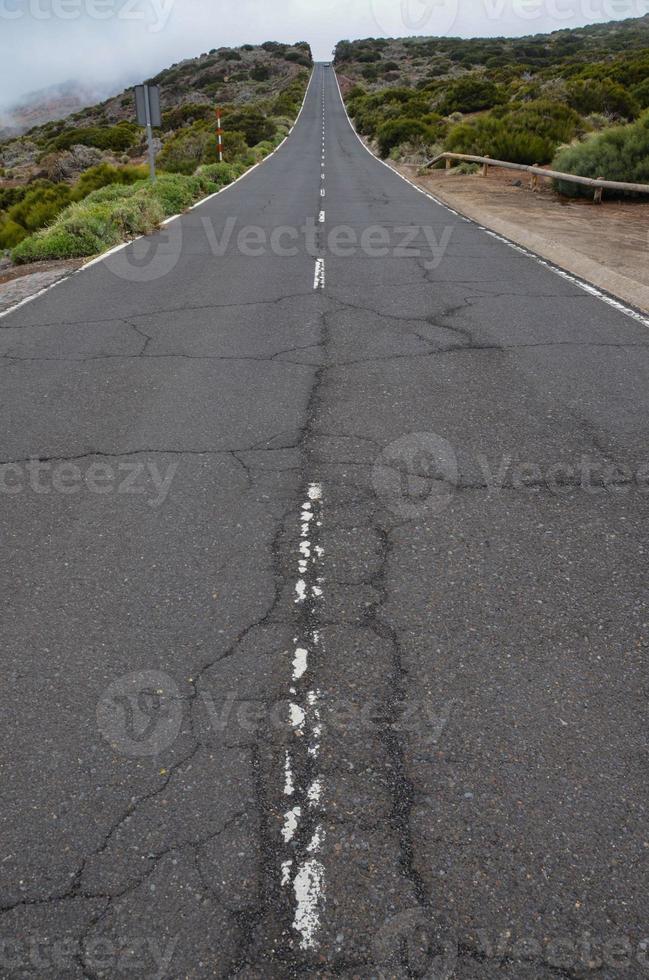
[393,163,649,317]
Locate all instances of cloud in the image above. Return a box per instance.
[0,0,645,107]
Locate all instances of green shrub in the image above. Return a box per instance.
[10,173,207,263]
[161,103,213,131]
[48,122,138,153]
[377,118,439,157]
[146,173,201,213]
[0,164,147,249]
[272,74,309,116]
[437,76,506,114]
[566,79,639,120]
[196,161,239,187]
[70,163,147,200]
[0,217,28,249]
[552,113,649,196]
[496,99,583,144]
[158,123,214,174]
[219,130,250,163]
[12,200,122,261]
[445,116,555,164]
[0,182,71,247]
[222,108,276,146]
[0,185,28,211]
[254,140,275,158]
[631,78,649,110]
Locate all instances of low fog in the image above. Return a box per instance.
[2,0,646,107]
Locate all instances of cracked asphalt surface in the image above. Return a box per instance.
[1,64,649,977]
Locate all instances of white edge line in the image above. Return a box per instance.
[332,70,649,332]
[0,67,317,322]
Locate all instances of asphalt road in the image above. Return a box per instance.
[1,63,649,978]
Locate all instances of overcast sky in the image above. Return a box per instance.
[2,0,647,107]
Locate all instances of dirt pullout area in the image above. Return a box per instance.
[394,163,649,317]
[0,259,84,315]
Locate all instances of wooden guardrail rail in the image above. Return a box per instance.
[425,152,649,204]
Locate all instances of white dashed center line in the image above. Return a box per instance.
[313,257,325,289]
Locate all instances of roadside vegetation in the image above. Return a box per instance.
[335,15,649,193]
[0,43,311,263]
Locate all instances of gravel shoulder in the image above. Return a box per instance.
[0,259,84,314]
[394,163,649,316]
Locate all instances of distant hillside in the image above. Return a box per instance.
[0,41,312,258]
[0,41,313,178]
[334,16,649,191]
[335,15,649,88]
[0,80,124,138]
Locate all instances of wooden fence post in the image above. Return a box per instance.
[482,155,490,178]
[593,178,604,204]
[445,157,452,173]
[530,163,540,192]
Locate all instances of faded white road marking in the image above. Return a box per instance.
[319,211,325,223]
[313,257,325,290]
[281,483,326,950]
[282,807,301,843]
[293,861,326,950]
[284,750,295,796]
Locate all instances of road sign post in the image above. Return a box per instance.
[135,84,161,182]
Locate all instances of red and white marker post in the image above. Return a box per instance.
[216,108,224,163]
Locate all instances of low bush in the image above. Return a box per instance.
[272,73,309,116]
[0,182,71,248]
[445,116,555,164]
[161,103,213,132]
[631,78,649,110]
[71,163,147,200]
[436,75,506,114]
[552,112,649,196]
[48,122,138,153]
[0,163,147,248]
[11,174,193,263]
[196,161,241,186]
[157,123,214,174]
[222,108,276,146]
[377,117,440,157]
[10,161,248,264]
[566,79,639,120]
[495,99,583,144]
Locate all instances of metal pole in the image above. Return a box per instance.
[143,84,156,182]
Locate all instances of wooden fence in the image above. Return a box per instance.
[425,152,649,204]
